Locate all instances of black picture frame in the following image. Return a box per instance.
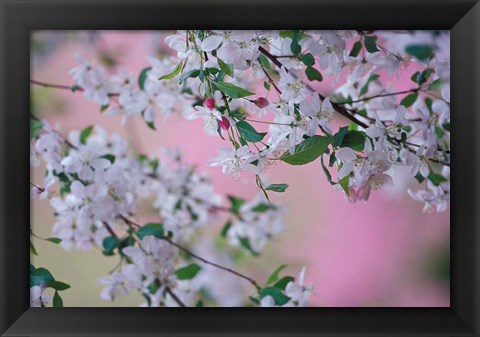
[1,0,479,336]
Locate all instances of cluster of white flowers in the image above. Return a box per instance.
[227,194,286,254]
[31,123,289,306]
[160,30,450,212]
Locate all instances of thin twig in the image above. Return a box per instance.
[165,286,187,307]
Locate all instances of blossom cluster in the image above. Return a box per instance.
[30,122,293,306]
[62,31,450,213]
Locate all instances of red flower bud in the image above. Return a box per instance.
[205,97,215,110]
[254,97,269,109]
[218,116,230,130]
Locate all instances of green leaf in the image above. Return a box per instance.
[400,92,418,107]
[45,237,62,244]
[218,58,234,77]
[213,81,254,99]
[100,104,109,112]
[320,155,335,185]
[70,84,81,92]
[50,281,71,291]
[265,184,289,193]
[259,287,291,306]
[30,118,43,139]
[333,126,349,147]
[99,154,116,164]
[281,135,332,165]
[137,223,164,240]
[349,40,363,57]
[340,130,366,151]
[146,121,156,130]
[175,263,201,280]
[251,203,274,213]
[53,290,64,307]
[266,264,287,284]
[273,276,295,290]
[290,30,302,55]
[236,120,267,142]
[258,54,271,70]
[80,125,93,145]
[138,67,152,90]
[30,241,38,256]
[158,62,182,80]
[359,74,379,96]
[338,174,350,196]
[363,35,379,53]
[238,237,259,256]
[301,53,315,66]
[221,220,232,238]
[102,236,120,256]
[30,267,55,287]
[227,195,246,214]
[428,78,442,91]
[305,66,323,82]
[263,81,271,90]
[179,69,201,84]
[428,171,447,186]
[405,44,433,61]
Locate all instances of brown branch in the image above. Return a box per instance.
[336,89,418,105]
[120,216,260,289]
[165,286,187,307]
[258,46,370,129]
[30,79,119,97]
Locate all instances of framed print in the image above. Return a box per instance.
[1,0,479,336]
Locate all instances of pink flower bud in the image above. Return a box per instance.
[254,97,269,109]
[205,98,215,110]
[218,116,230,131]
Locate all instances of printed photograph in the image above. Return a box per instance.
[30,30,450,307]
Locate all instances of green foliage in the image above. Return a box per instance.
[281,135,332,165]
[50,281,71,291]
[213,81,254,99]
[30,241,38,256]
[99,154,116,164]
[266,264,287,284]
[102,236,120,256]
[305,66,323,82]
[53,290,64,307]
[238,237,259,256]
[359,74,379,96]
[80,125,94,145]
[175,263,201,280]
[158,62,182,80]
[273,276,294,290]
[220,220,232,238]
[339,130,366,151]
[137,223,165,240]
[363,35,379,53]
[349,40,363,57]
[218,58,234,77]
[428,78,442,91]
[179,69,201,84]
[259,287,291,305]
[301,53,315,67]
[30,267,55,287]
[138,67,152,90]
[251,203,274,213]
[400,92,419,107]
[30,118,43,139]
[428,171,447,186]
[405,44,433,61]
[264,184,289,193]
[227,195,246,215]
[235,120,267,143]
